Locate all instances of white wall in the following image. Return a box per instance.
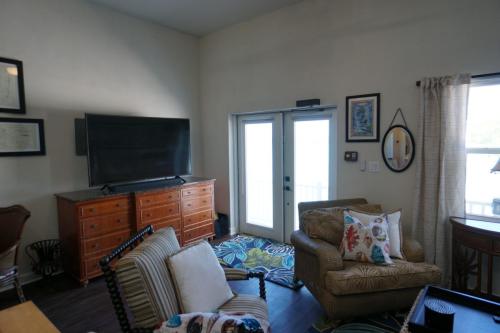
[200,0,500,234]
[0,0,200,279]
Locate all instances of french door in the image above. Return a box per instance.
[237,110,335,242]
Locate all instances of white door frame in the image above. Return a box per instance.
[228,105,337,241]
[236,113,284,241]
[283,110,337,242]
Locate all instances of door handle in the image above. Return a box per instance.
[284,186,292,191]
[284,176,291,182]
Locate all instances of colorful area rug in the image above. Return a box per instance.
[308,312,406,333]
[212,235,303,289]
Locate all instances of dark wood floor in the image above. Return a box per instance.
[0,274,324,333]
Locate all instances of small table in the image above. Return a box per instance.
[0,301,60,333]
[450,216,500,302]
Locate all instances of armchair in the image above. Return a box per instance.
[100,225,268,333]
[0,205,31,303]
[291,198,440,320]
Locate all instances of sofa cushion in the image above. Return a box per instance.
[116,227,181,328]
[167,241,234,313]
[325,259,441,296]
[300,204,382,246]
[218,294,269,322]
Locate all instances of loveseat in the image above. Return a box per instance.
[290,198,441,320]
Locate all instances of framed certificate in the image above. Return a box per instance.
[0,118,45,156]
[0,57,26,114]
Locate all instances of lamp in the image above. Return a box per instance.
[491,157,500,173]
[5,67,17,76]
[492,157,500,215]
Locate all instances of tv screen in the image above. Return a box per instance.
[85,114,191,186]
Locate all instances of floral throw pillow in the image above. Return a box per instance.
[340,210,393,265]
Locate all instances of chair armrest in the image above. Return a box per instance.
[291,230,343,272]
[403,238,425,262]
[223,267,266,300]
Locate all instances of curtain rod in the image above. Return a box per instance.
[415,72,500,87]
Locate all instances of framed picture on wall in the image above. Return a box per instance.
[0,118,45,156]
[346,93,380,142]
[0,57,26,114]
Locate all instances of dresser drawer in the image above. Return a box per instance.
[182,195,212,214]
[184,209,213,228]
[182,184,213,198]
[84,257,102,277]
[183,223,214,244]
[139,218,181,232]
[81,212,132,238]
[138,190,180,208]
[141,202,180,222]
[83,229,131,257]
[79,198,131,218]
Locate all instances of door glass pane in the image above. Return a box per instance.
[294,119,330,229]
[244,122,273,228]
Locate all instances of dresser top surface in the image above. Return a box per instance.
[55,176,214,203]
[450,217,500,234]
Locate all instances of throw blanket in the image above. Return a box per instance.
[154,312,270,333]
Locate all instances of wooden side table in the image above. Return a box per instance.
[0,301,60,333]
[450,216,500,302]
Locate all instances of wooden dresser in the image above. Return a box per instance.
[56,177,215,285]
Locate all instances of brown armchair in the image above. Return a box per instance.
[291,198,440,320]
[0,205,31,303]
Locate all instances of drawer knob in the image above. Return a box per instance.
[90,224,96,229]
[116,219,122,223]
[116,203,122,207]
[146,213,151,217]
[89,208,95,212]
[92,244,98,249]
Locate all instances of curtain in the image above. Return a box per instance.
[411,74,471,285]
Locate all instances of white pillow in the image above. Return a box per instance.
[349,209,404,259]
[167,241,234,313]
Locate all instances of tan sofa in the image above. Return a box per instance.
[290,198,441,320]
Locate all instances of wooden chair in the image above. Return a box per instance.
[100,225,267,333]
[0,205,31,302]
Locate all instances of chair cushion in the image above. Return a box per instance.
[167,241,234,313]
[325,259,441,296]
[116,228,181,328]
[218,294,269,322]
[340,211,393,265]
[349,209,405,259]
[301,204,382,246]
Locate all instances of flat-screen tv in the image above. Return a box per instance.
[85,114,191,186]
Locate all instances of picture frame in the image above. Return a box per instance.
[0,57,26,114]
[346,93,380,142]
[0,118,45,156]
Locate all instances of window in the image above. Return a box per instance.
[465,77,500,220]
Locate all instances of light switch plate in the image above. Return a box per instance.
[367,161,380,173]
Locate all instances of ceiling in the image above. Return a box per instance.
[90,0,302,36]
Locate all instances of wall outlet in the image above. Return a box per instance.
[367,161,380,173]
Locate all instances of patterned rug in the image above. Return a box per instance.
[308,312,406,333]
[212,235,303,289]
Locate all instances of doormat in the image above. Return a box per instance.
[307,312,407,333]
[212,235,303,289]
